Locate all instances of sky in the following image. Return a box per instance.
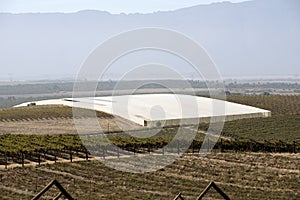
[0,0,248,14]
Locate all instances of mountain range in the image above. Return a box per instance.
[0,0,299,81]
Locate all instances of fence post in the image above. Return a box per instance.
[117,146,119,158]
[69,149,72,162]
[35,176,38,192]
[133,145,136,156]
[44,150,46,161]
[21,152,24,167]
[278,141,282,153]
[85,148,89,160]
[192,140,195,154]
[5,152,7,169]
[220,139,223,153]
[148,143,151,154]
[37,153,40,165]
[102,146,105,159]
[207,139,210,153]
[54,150,57,163]
[234,139,237,152]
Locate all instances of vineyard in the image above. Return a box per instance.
[0,95,299,199]
[0,106,113,122]
[223,95,300,142]
[198,114,300,142]
[0,153,299,199]
[226,95,300,116]
[0,95,299,168]
[0,131,299,170]
[195,95,300,142]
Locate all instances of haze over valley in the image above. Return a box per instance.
[0,0,299,81]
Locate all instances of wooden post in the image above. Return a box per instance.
[38,154,41,166]
[69,149,72,162]
[35,177,38,192]
[220,139,223,153]
[197,182,231,200]
[117,147,119,158]
[85,149,89,160]
[89,181,92,196]
[102,146,105,159]
[192,140,194,154]
[173,192,184,200]
[5,152,7,169]
[133,145,136,156]
[207,139,210,153]
[21,152,24,167]
[148,143,151,154]
[32,179,74,200]
[54,150,57,163]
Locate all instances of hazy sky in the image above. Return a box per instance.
[0,0,248,14]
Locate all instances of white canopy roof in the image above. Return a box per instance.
[15,94,271,127]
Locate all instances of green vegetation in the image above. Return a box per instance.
[0,134,82,154]
[221,95,300,142]
[0,106,112,122]
[198,95,300,142]
[198,114,300,142]
[0,95,299,155]
[221,115,300,142]
[226,95,300,116]
[0,129,204,155]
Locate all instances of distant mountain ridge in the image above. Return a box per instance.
[0,0,299,80]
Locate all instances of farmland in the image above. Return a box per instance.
[0,153,299,199]
[197,95,300,142]
[223,95,300,142]
[0,106,113,122]
[0,95,300,159]
[226,95,300,116]
[0,81,299,108]
[0,95,299,199]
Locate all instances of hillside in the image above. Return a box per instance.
[0,0,299,80]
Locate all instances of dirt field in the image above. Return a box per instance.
[0,116,142,135]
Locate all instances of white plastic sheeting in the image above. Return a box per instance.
[15,94,271,127]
